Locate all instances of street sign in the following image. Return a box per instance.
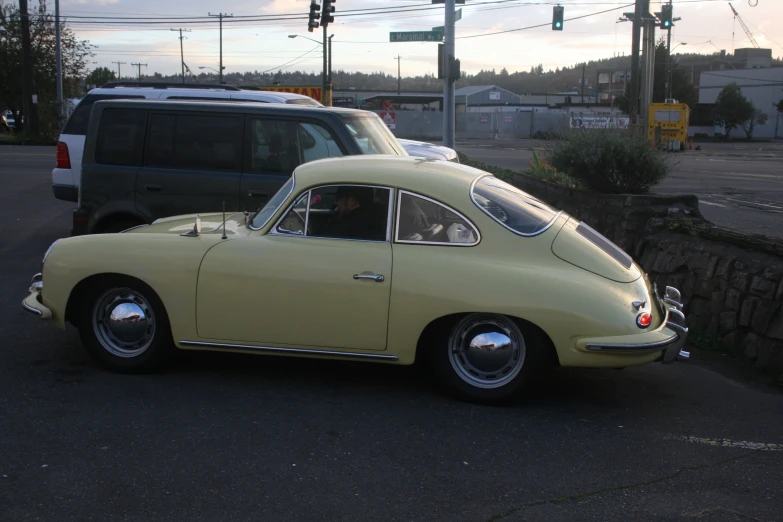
[390,30,443,42]
[455,8,462,21]
[432,0,466,4]
[432,25,444,32]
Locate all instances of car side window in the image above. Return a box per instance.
[274,185,391,242]
[249,119,343,175]
[395,191,479,245]
[62,94,145,136]
[144,113,242,171]
[95,108,147,167]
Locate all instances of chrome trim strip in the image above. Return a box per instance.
[31,273,42,285]
[21,298,42,317]
[394,189,481,246]
[469,174,562,238]
[121,224,148,233]
[586,334,679,352]
[178,340,398,360]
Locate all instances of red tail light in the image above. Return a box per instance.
[636,313,652,328]
[56,142,71,169]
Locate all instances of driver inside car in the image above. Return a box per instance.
[320,186,384,241]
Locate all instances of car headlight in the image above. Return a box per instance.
[42,239,60,267]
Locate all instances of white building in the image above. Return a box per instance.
[698,67,783,138]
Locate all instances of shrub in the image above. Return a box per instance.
[527,150,582,189]
[546,129,672,194]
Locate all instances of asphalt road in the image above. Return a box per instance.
[1,145,782,522]
[455,139,783,238]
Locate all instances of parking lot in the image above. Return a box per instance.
[456,139,783,239]
[1,145,782,521]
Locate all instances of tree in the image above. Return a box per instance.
[85,67,116,89]
[615,40,698,114]
[742,108,768,139]
[0,0,93,136]
[714,83,755,139]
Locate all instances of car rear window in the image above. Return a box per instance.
[471,175,560,236]
[61,94,145,136]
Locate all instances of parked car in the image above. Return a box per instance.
[24,156,689,403]
[53,82,457,203]
[397,138,459,162]
[1,110,15,131]
[71,98,406,235]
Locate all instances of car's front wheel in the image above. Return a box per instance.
[432,313,545,404]
[76,277,173,372]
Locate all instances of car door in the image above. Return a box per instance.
[240,117,344,214]
[196,185,393,351]
[135,111,242,221]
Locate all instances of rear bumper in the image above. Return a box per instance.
[53,184,78,202]
[580,286,689,363]
[21,273,52,320]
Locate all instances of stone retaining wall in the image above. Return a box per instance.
[509,173,783,373]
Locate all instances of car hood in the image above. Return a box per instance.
[551,218,641,283]
[126,212,250,237]
[397,139,459,162]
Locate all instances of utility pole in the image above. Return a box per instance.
[131,62,148,82]
[112,61,126,80]
[322,23,327,105]
[328,34,334,84]
[171,29,190,83]
[208,13,233,84]
[443,0,456,149]
[395,55,402,95]
[628,0,645,127]
[640,16,655,128]
[581,63,586,104]
[20,0,38,135]
[55,0,63,129]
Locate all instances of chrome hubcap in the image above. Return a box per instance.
[92,288,156,358]
[448,315,526,389]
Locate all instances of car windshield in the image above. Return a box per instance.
[340,114,405,156]
[251,177,295,229]
[471,175,559,236]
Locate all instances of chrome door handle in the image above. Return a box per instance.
[353,274,385,282]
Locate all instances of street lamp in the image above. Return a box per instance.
[199,66,220,73]
[667,42,687,100]
[289,34,327,104]
[288,34,321,45]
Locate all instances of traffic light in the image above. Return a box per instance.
[308,1,320,32]
[660,4,672,29]
[552,6,564,31]
[322,0,335,28]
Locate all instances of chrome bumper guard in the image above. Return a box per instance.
[21,273,51,319]
[656,285,690,363]
[585,285,689,363]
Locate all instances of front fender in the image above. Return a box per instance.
[42,233,224,341]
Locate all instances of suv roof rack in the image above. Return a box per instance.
[99,81,242,92]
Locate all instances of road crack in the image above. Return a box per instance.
[486,453,753,521]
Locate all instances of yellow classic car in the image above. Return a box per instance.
[23,156,688,403]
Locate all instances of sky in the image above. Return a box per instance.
[60,0,783,80]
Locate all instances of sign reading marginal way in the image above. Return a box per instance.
[390,30,443,42]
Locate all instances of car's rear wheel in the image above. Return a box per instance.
[76,277,173,372]
[432,313,543,404]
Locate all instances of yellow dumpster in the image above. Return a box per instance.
[648,99,689,151]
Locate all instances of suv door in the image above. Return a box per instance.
[240,117,345,213]
[136,112,243,221]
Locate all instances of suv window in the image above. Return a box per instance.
[275,185,391,242]
[395,191,479,245]
[62,94,145,135]
[145,113,242,171]
[249,119,343,174]
[95,108,147,167]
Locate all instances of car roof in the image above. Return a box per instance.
[88,86,317,102]
[91,98,366,116]
[292,156,487,199]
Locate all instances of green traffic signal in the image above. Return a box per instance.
[552,5,564,31]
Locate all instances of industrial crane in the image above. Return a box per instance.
[729,3,760,49]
